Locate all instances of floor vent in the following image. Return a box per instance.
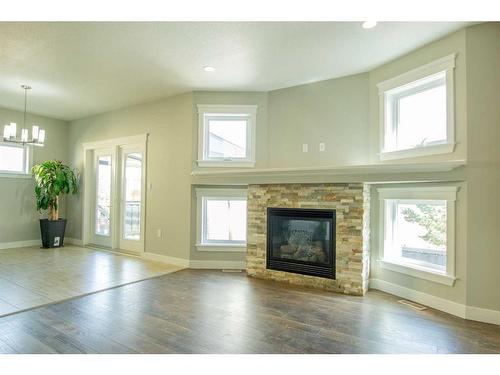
[222,269,243,273]
[398,299,427,311]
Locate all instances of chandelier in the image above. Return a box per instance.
[2,85,45,146]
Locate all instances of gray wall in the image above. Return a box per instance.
[366,29,468,305]
[464,22,500,311]
[368,23,500,313]
[268,73,369,167]
[67,93,194,260]
[0,107,68,243]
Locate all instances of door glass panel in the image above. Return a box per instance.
[95,155,112,236]
[123,153,142,240]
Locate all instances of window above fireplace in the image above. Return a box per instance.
[377,186,458,286]
[377,54,456,161]
[195,187,247,252]
[197,104,257,168]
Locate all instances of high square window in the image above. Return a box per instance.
[0,142,31,176]
[378,186,458,286]
[377,54,456,161]
[195,188,247,252]
[197,105,257,167]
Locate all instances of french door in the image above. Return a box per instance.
[90,148,115,248]
[85,136,146,254]
[118,146,145,253]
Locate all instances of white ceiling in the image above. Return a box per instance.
[0,22,470,121]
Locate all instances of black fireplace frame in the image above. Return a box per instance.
[266,207,336,279]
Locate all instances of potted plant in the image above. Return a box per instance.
[32,160,79,248]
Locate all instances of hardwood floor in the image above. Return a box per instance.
[0,269,499,354]
[0,246,182,317]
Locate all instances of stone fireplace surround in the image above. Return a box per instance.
[246,183,370,296]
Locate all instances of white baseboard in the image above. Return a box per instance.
[189,260,246,269]
[141,252,190,268]
[65,237,83,246]
[141,251,245,270]
[0,239,40,250]
[465,305,500,326]
[370,278,500,325]
[369,278,466,318]
[0,238,85,250]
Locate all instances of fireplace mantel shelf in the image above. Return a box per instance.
[191,160,466,181]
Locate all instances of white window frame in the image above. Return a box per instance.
[197,104,257,168]
[0,142,32,178]
[377,186,458,286]
[377,54,457,161]
[195,187,247,252]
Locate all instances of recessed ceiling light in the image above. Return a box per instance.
[203,66,215,72]
[362,21,377,29]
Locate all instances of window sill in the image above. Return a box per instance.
[196,243,247,252]
[378,259,456,286]
[380,142,456,161]
[196,160,255,168]
[0,172,32,179]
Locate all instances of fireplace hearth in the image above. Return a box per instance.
[266,207,336,279]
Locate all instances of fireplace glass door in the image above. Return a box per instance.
[267,208,336,279]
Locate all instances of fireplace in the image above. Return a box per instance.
[266,207,336,279]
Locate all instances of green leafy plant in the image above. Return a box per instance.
[32,160,79,220]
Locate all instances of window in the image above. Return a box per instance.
[196,188,247,251]
[377,54,456,160]
[122,152,142,240]
[95,155,112,236]
[0,142,30,176]
[378,186,458,286]
[197,105,257,167]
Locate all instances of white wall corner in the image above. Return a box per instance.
[65,237,83,246]
[465,305,500,326]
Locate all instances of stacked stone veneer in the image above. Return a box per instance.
[246,183,370,296]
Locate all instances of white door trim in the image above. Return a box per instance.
[82,134,148,253]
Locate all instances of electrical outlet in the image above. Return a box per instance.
[319,142,326,152]
[302,143,308,153]
[157,229,162,238]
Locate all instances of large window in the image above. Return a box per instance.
[197,105,257,167]
[0,142,30,176]
[196,188,247,252]
[377,54,456,160]
[378,186,457,286]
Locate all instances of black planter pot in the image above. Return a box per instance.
[40,219,67,248]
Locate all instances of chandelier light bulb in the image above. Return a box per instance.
[38,129,46,144]
[10,122,17,139]
[32,125,39,141]
[3,125,9,140]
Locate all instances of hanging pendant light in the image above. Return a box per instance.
[2,85,46,146]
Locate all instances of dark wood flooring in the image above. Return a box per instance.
[1,269,499,354]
